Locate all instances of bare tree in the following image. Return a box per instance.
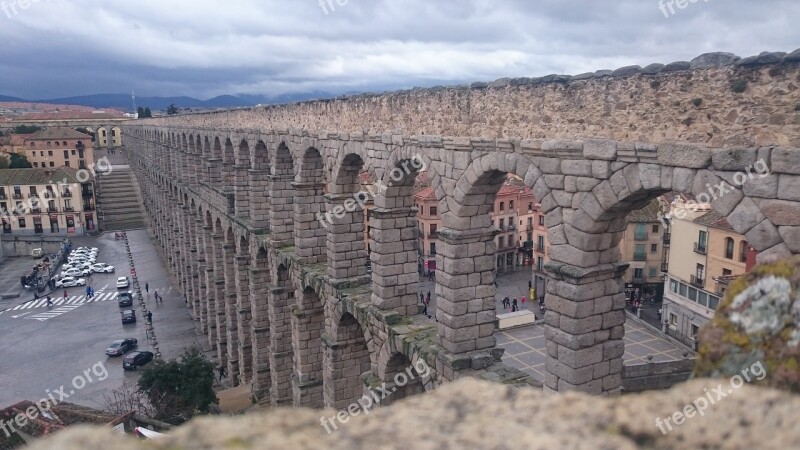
[103,381,157,417]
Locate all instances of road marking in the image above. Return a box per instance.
[27,304,82,321]
[11,311,31,318]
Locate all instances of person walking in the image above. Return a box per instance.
[145,282,149,293]
[521,296,526,307]
[146,310,153,323]
[512,298,518,312]
[420,293,424,304]
[528,280,532,290]
[426,291,431,304]
[218,365,227,381]
[46,296,52,307]
[154,290,159,303]
[64,290,68,300]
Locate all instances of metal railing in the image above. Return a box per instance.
[690,275,705,287]
[693,243,707,255]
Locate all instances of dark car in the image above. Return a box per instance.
[118,292,133,307]
[105,338,138,356]
[123,351,154,370]
[121,309,136,324]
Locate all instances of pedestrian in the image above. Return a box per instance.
[512,298,518,312]
[528,280,532,289]
[154,290,159,302]
[145,282,149,293]
[420,293,424,304]
[147,310,153,323]
[34,291,39,300]
[539,303,545,313]
[46,296,52,307]
[64,290,68,300]
[218,365,226,381]
[422,302,428,316]
[521,296,526,306]
[426,291,431,304]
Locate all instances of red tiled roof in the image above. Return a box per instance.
[415,186,437,201]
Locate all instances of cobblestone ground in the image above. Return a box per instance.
[417,266,540,319]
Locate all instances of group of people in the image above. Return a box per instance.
[501,296,526,312]
[419,291,432,317]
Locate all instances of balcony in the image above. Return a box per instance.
[47,206,59,213]
[30,207,41,214]
[690,275,705,288]
[0,193,6,200]
[428,233,438,239]
[12,193,22,199]
[83,205,95,211]
[633,252,647,262]
[81,190,94,199]
[663,233,671,245]
[693,243,707,255]
[64,206,74,212]
[661,263,669,272]
[634,231,649,241]
[62,191,72,197]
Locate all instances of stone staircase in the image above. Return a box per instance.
[96,166,146,230]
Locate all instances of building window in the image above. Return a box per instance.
[650,243,658,253]
[537,257,543,271]
[652,224,659,233]
[2,219,10,233]
[49,162,55,167]
[739,241,748,263]
[698,230,708,251]
[47,141,51,146]
[691,324,700,340]
[48,150,53,156]
[539,215,545,226]
[71,150,76,156]
[635,223,648,240]
[18,217,26,228]
[649,267,657,277]
[429,242,436,255]
[64,160,70,167]
[528,202,533,212]
[429,224,437,237]
[499,202,504,212]
[537,235,545,251]
[634,244,646,261]
[634,268,644,279]
[670,279,678,293]
[499,236,506,249]
[430,207,437,217]
[669,313,677,330]
[499,218,505,229]
[724,237,735,259]
[33,162,39,167]
[709,296,720,310]
[29,186,37,195]
[509,200,514,210]
[64,150,69,159]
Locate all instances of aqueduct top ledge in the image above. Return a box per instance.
[135,49,800,148]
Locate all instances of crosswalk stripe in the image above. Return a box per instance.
[12,304,23,311]
[54,299,65,306]
[67,296,82,304]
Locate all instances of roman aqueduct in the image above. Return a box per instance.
[122,51,800,408]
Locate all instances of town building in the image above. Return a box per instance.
[0,168,97,236]
[414,179,547,277]
[661,197,755,348]
[619,199,669,302]
[1,127,94,169]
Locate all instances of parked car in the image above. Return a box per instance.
[64,262,92,272]
[118,292,133,307]
[69,255,96,264]
[55,276,86,288]
[105,338,138,356]
[76,246,99,253]
[121,309,136,324]
[116,277,130,289]
[91,263,115,274]
[123,351,154,370]
[61,267,91,277]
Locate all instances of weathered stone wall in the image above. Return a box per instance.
[139,52,800,147]
[28,378,800,450]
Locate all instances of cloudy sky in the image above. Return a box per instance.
[1,0,798,100]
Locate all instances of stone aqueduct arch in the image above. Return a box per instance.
[124,125,799,403]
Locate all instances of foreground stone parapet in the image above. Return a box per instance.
[695,256,800,392]
[30,378,800,449]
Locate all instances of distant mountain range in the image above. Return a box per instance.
[0,91,338,111]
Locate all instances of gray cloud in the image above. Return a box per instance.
[0,0,798,99]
